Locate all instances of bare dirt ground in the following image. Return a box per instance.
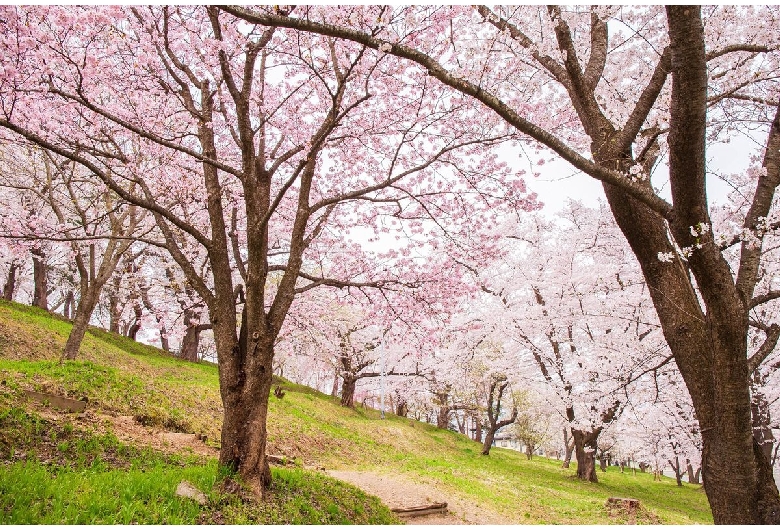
[325,470,511,525]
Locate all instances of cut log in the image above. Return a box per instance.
[391,502,448,518]
[24,390,87,412]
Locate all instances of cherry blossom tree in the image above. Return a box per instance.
[0,5,533,495]
[224,5,780,520]
[0,144,148,359]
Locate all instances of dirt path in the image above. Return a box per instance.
[325,470,511,525]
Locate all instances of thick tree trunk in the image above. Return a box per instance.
[340,376,357,407]
[180,326,201,362]
[217,302,273,497]
[31,248,47,310]
[2,262,18,301]
[572,428,599,482]
[437,405,451,429]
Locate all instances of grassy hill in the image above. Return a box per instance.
[0,299,713,524]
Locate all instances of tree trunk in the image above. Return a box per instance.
[437,405,451,429]
[62,291,74,319]
[108,288,121,334]
[396,399,408,418]
[180,326,201,362]
[62,289,100,360]
[2,262,18,301]
[218,312,274,496]
[670,456,683,486]
[127,302,142,340]
[31,248,47,310]
[331,367,340,397]
[525,442,534,460]
[481,430,496,455]
[562,428,575,468]
[686,460,701,484]
[572,428,598,482]
[473,415,483,443]
[340,376,357,407]
[599,457,608,472]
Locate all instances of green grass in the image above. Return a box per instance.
[0,298,713,524]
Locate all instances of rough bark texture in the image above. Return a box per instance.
[571,428,599,482]
[340,376,357,408]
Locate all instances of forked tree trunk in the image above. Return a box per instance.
[686,459,701,484]
[572,428,599,482]
[2,262,18,301]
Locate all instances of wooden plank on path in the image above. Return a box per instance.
[24,390,87,412]
[391,502,448,517]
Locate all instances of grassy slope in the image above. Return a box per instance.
[0,299,712,524]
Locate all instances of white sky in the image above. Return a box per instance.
[519,134,757,214]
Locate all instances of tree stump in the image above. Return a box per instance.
[606,497,641,513]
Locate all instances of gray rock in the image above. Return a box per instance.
[175,480,208,505]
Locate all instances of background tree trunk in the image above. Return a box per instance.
[62,290,99,360]
[2,262,18,301]
[31,248,47,310]
[562,428,575,468]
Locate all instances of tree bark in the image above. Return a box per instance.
[340,376,357,407]
[31,248,47,310]
[562,428,574,468]
[62,289,100,360]
[669,456,684,487]
[481,377,518,455]
[62,290,74,320]
[571,428,599,482]
[686,460,701,484]
[2,262,18,301]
